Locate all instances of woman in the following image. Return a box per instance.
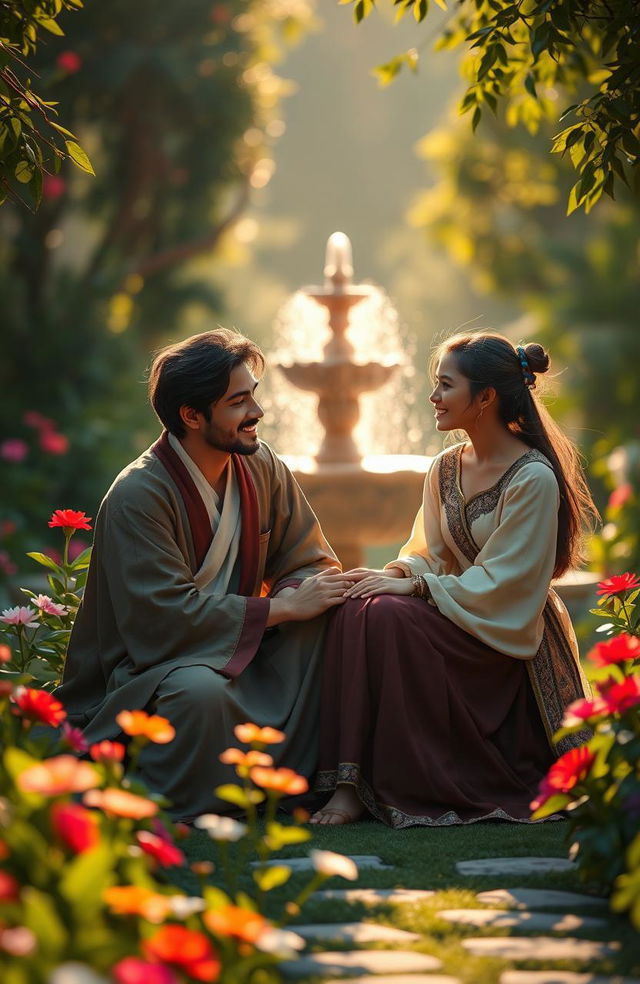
[311,331,597,827]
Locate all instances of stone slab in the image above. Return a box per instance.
[324,977,460,984]
[438,909,606,932]
[457,857,576,877]
[251,854,392,872]
[314,888,436,905]
[461,937,620,961]
[294,923,421,944]
[501,974,640,984]
[477,888,608,911]
[279,951,443,978]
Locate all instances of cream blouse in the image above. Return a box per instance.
[386,443,560,660]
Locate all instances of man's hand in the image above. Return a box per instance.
[267,567,353,626]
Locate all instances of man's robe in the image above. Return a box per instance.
[57,433,338,817]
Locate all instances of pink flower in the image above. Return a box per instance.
[89,739,125,763]
[39,430,69,455]
[136,830,186,868]
[18,755,98,796]
[0,925,36,957]
[113,957,178,984]
[597,572,640,596]
[0,606,39,628]
[608,483,633,510]
[561,696,608,728]
[57,50,82,74]
[589,633,640,667]
[34,594,68,617]
[0,551,17,576]
[68,537,89,562]
[0,439,28,463]
[61,721,88,754]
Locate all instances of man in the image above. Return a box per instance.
[58,329,349,819]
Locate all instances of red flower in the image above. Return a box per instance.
[113,958,178,984]
[12,687,66,727]
[23,411,55,431]
[597,572,640,596]
[90,739,125,762]
[51,802,100,854]
[48,509,92,533]
[603,674,640,714]
[561,696,608,727]
[608,483,633,510]
[0,871,20,902]
[589,633,640,667]
[136,831,185,868]
[545,745,595,794]
[39,431,69,455]
[57,50,82,74]
[143,925,221,982]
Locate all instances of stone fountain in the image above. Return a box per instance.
[276,232,431,571]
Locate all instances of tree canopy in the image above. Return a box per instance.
[342,0,640,213]
[0,0,94,208]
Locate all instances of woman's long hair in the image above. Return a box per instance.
[433,331,599,577]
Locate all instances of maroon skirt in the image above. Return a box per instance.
[316,595,555,827]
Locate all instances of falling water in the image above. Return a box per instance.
[260,286,427,459]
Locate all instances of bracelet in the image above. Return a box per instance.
[410,574,431,602]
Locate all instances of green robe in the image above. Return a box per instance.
[58,436,338,819]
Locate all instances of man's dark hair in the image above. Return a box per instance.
[148,329,265,437]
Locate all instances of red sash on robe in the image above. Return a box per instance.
[151,431,260,596]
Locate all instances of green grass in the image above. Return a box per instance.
[178,819,640,983]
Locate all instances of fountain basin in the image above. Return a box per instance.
[283,453,431,571]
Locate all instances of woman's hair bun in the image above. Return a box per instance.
[523,342,550,375]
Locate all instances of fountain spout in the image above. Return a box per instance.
[278,232,400,463]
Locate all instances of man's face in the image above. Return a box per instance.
[201,362,264,455]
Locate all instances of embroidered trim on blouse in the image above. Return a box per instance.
[315,764,561,829]
[464,448,550,525]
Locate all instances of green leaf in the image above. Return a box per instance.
[264,821,311,850]
[414,0,428,22]
[59,843,115,912]
[64,140,95,176]
[27,551,62,574]
[253,864,291,891]
[70,546,92,569]
[15,160,33,183]
[524,73,537,98]
[472,106,481,132]
[530,793,571,820]
[215,783,265,808]
[37,17,65,36]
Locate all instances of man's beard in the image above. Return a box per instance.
[203,421,260,456]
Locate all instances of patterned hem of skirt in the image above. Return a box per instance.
[315,764,564,829]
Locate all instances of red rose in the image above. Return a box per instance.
[589,633,640,667]
[51,802,100,854]
[48,509,92,533]
[545,745,595,794]
[597,572,640,596]
[12,687,66,727]
[136,831,185,868]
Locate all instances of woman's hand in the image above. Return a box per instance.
[342,566,405,582]
[344,573,414,600]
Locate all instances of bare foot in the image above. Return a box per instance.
[309,785,364,825]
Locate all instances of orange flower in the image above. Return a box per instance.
[204,905,267,943]
[0,644,11,664]
[104,885,173,923]
[143,925,221,982]
[249,766,308,795]
[48,509,92,533]
[116,710,175,744]
[219,748,273,768]
[17,755,99,796]
[90,739,126,762]
[233,723,285,745]
[84,787,158,819]
[51,802,100,853]
[12,687,66,727]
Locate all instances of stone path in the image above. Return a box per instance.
[275,852,635,983]
[251,854,393,873]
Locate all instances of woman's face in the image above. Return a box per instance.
[429,351,480,431]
